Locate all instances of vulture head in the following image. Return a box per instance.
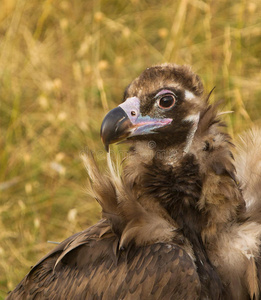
[101,64,206,154]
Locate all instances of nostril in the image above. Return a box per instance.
[131,111,136,116]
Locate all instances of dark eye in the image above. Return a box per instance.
[158,94,175,109]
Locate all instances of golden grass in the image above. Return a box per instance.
[0,0,260,297]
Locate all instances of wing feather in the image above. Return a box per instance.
[7,223,200,300]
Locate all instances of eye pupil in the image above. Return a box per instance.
[159,95,175,109]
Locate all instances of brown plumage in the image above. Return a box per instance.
[7,64,261,299]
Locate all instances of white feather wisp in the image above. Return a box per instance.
[235,128,261,214]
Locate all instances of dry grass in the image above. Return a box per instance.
[0,0,260,298]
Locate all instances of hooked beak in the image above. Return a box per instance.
[100,97,172,151]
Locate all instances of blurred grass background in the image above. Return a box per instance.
[0,0,260,297]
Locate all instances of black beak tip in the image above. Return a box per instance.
[100,107,132,150]
[100,117,113,152]
[100,132,109,152]
[104,143,109,153]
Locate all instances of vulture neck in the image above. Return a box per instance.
[134,138,242,242]
[125,141,227,294]
[138,145,207,249]
[124,120,244,294]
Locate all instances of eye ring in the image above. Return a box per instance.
[158,94,176,109]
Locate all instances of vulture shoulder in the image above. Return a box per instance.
[7,220,201,300]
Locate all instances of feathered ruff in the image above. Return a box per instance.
[191,100,261,299]
[192,98,245,222]
[81,150,190,254]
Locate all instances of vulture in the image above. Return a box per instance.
[7,64,261,300]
